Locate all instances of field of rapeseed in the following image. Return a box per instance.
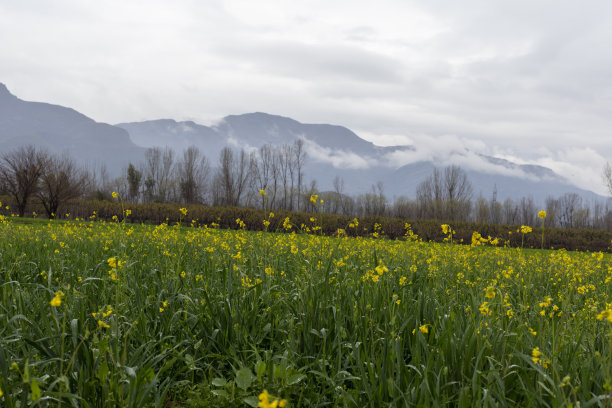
[0,207,611,407]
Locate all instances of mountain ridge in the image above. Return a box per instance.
[0,83,604,203]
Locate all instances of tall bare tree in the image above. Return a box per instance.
[604,162,612,196]
[293,139,306,211]
[558,193,582,228]
[0,145,48,217]
[177,146,210,204]
[214,147,250,206]
[126,163,142,202]
[142,147,175,202]
[416,165,472,221]
[37,153,89,218]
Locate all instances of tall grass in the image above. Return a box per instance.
[0,213,611,406]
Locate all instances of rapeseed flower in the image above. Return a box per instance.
[258,389,287,408]
[538,210,547,219]
[596,308,612,322]
[484,286,496,299]
[50,291,64,307]
[532,347,542,364]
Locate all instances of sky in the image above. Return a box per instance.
[1,0,611,194]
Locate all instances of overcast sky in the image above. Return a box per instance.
[1,0,611,194]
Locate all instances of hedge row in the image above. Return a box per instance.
[1,196,611,252]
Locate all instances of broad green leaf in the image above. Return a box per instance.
[235,367,255,391]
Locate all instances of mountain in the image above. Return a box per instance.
[118,112,603,202]
[0,83,604,203]
[0,83,144,172]
[116,119,224,156]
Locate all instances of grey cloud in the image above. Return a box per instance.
[215,40,404,84]
[1,0,611,194]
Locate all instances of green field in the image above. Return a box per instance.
[0,212,611,407]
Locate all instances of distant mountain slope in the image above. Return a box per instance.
[387,162,602,203]
[215,112,382,155]
[0,83,605,203]
[121,112,599,202]
[0,83,144,171]
[116,119,224,156]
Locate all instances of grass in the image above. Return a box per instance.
[0,211,611,407]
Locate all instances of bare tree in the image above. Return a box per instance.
[604,162,612,196]
[558,193,582,228]
[474,196,490,223]
[251,144,275,208]
[444,165,473,220]
[177,146,210,204]
[416,165,472,221]
[391,196,417,219]
[126,163,142,202]
[293,139,306,211]
[214,147,250,206]
[143,147,161,203]
[502,198,519,225]
[0,145,48,217]
[519,197,536,226]
[544,196,560,228]
[142,147,175,202]
[37,153,89,218]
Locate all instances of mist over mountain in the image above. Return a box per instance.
[118,112,601,203]
[0,83,604,204]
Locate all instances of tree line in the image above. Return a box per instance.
[1,144,611,231]
[323,165,612,231]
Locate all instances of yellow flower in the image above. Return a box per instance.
[258,389,287,408]
[532,347,542,364]
[112,191,118,198]
[596,309,612,322]
[538,210,547,219]
[441,224,450,235]
[283,217,292,230]
[98,320,110,329]
[419,324,428,334]
[107,257,117,268]
[179,207,188,216]
[520,225,532,234]
[310,194,318,204]
[0,385,3,398]
[484,286,496,299]
[375,265,388,275]
[50,291,64,307]
[259,189,267,196]
[479,301,490,315]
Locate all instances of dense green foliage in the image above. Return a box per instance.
[0,210,611,406]
[1,196,611,252]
